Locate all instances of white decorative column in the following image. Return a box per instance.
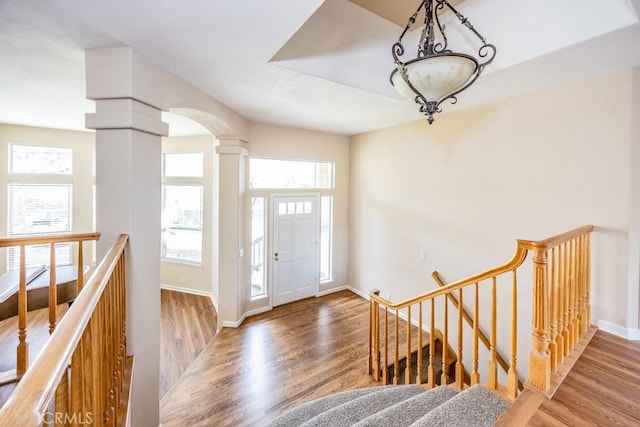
[216,137,249,326]
[85,49,168,427]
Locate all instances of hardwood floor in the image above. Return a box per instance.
[160,290,380,427]
[0,303,69,408]
[528,330,640,426]
[160,289,218,398]
[5,290,639,426]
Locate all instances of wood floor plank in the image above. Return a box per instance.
[160,289,217,398]
[529,330,640,426]
[160,291,381,427]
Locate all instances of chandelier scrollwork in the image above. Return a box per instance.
[390,0,496,124]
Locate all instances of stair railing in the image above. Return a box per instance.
[368,225,594,400]
[520,225,594,395]
[0,234,131,426]
[0,232,100,384]
[431,271,524,392]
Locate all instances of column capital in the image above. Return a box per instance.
[216,137,249,156]
[86,98,169,136]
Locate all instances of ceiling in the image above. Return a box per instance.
[0,0,639,136]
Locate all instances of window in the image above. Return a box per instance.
[250,197,266,298]
[10,145,72,174]
[161,153,204,265]
[7,145,73,269]
[320,196,333,282]
[249,158,333,189]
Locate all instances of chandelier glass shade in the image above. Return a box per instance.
[390,0,496,124]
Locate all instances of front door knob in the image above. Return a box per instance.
[274,252,279,261]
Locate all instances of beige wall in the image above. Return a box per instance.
[0,124,95,271]
[350,69,635,375]
[247,122,350,311]
[160,134,218,296]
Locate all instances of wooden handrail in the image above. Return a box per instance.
[431,271,524,392]
[518,225,594,251]
[369,244,529,310]
[0,234,129,426]
[0,232,101,247]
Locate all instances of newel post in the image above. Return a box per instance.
[527,247,551,394]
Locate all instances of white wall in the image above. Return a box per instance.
[0,124,95,270]
[246,122,350,311]
[349,69,635,377]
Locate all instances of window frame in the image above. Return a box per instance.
[6,144,75,270]
[161,152,205,266]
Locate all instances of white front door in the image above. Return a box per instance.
[271,195,319,306]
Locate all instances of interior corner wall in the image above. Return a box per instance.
[160,134,217,296]
[247,122,350,303]
[629,66,640,330]
[349,69,633,355]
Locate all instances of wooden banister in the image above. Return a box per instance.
[0,232,101,382]
[0,234,129,426]
[367,225,595,402]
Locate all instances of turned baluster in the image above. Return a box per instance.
[417,302,423,384]
[17,245,28,377]
[383,308,389,385]
[394,309,400,385]
[486,277,498,389]
[555,244,566,365]
[471,283,480,385]
[585,233,592,329]
[49,243,57,335]
[549,246,558,372]
[455,289,464,390]
[561,242,570,358]
[405,306,412,384]
[428,298,436,388]
[441,296,449,385]
[507,269,519,400]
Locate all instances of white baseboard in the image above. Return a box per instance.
[346,285,369,300]
[245,305,272,318]
[160,283,218,311]
[597,320,640,340]
[222,314,247,329]
[161,283,211,297]
[317,285,348,297]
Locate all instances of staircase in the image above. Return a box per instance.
[384,343,453,385]
[266,384,509,427]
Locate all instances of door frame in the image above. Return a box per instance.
[269,192,321,307]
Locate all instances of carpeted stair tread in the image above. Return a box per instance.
[264,387,380,427]
[300,385,425,427]
[409,384,510,427]
[352,385,458,427]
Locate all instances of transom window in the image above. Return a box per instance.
[249,158,333,189]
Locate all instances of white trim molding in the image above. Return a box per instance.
[598,320,640,340]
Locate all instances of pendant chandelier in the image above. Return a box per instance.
[390,0,496,124]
